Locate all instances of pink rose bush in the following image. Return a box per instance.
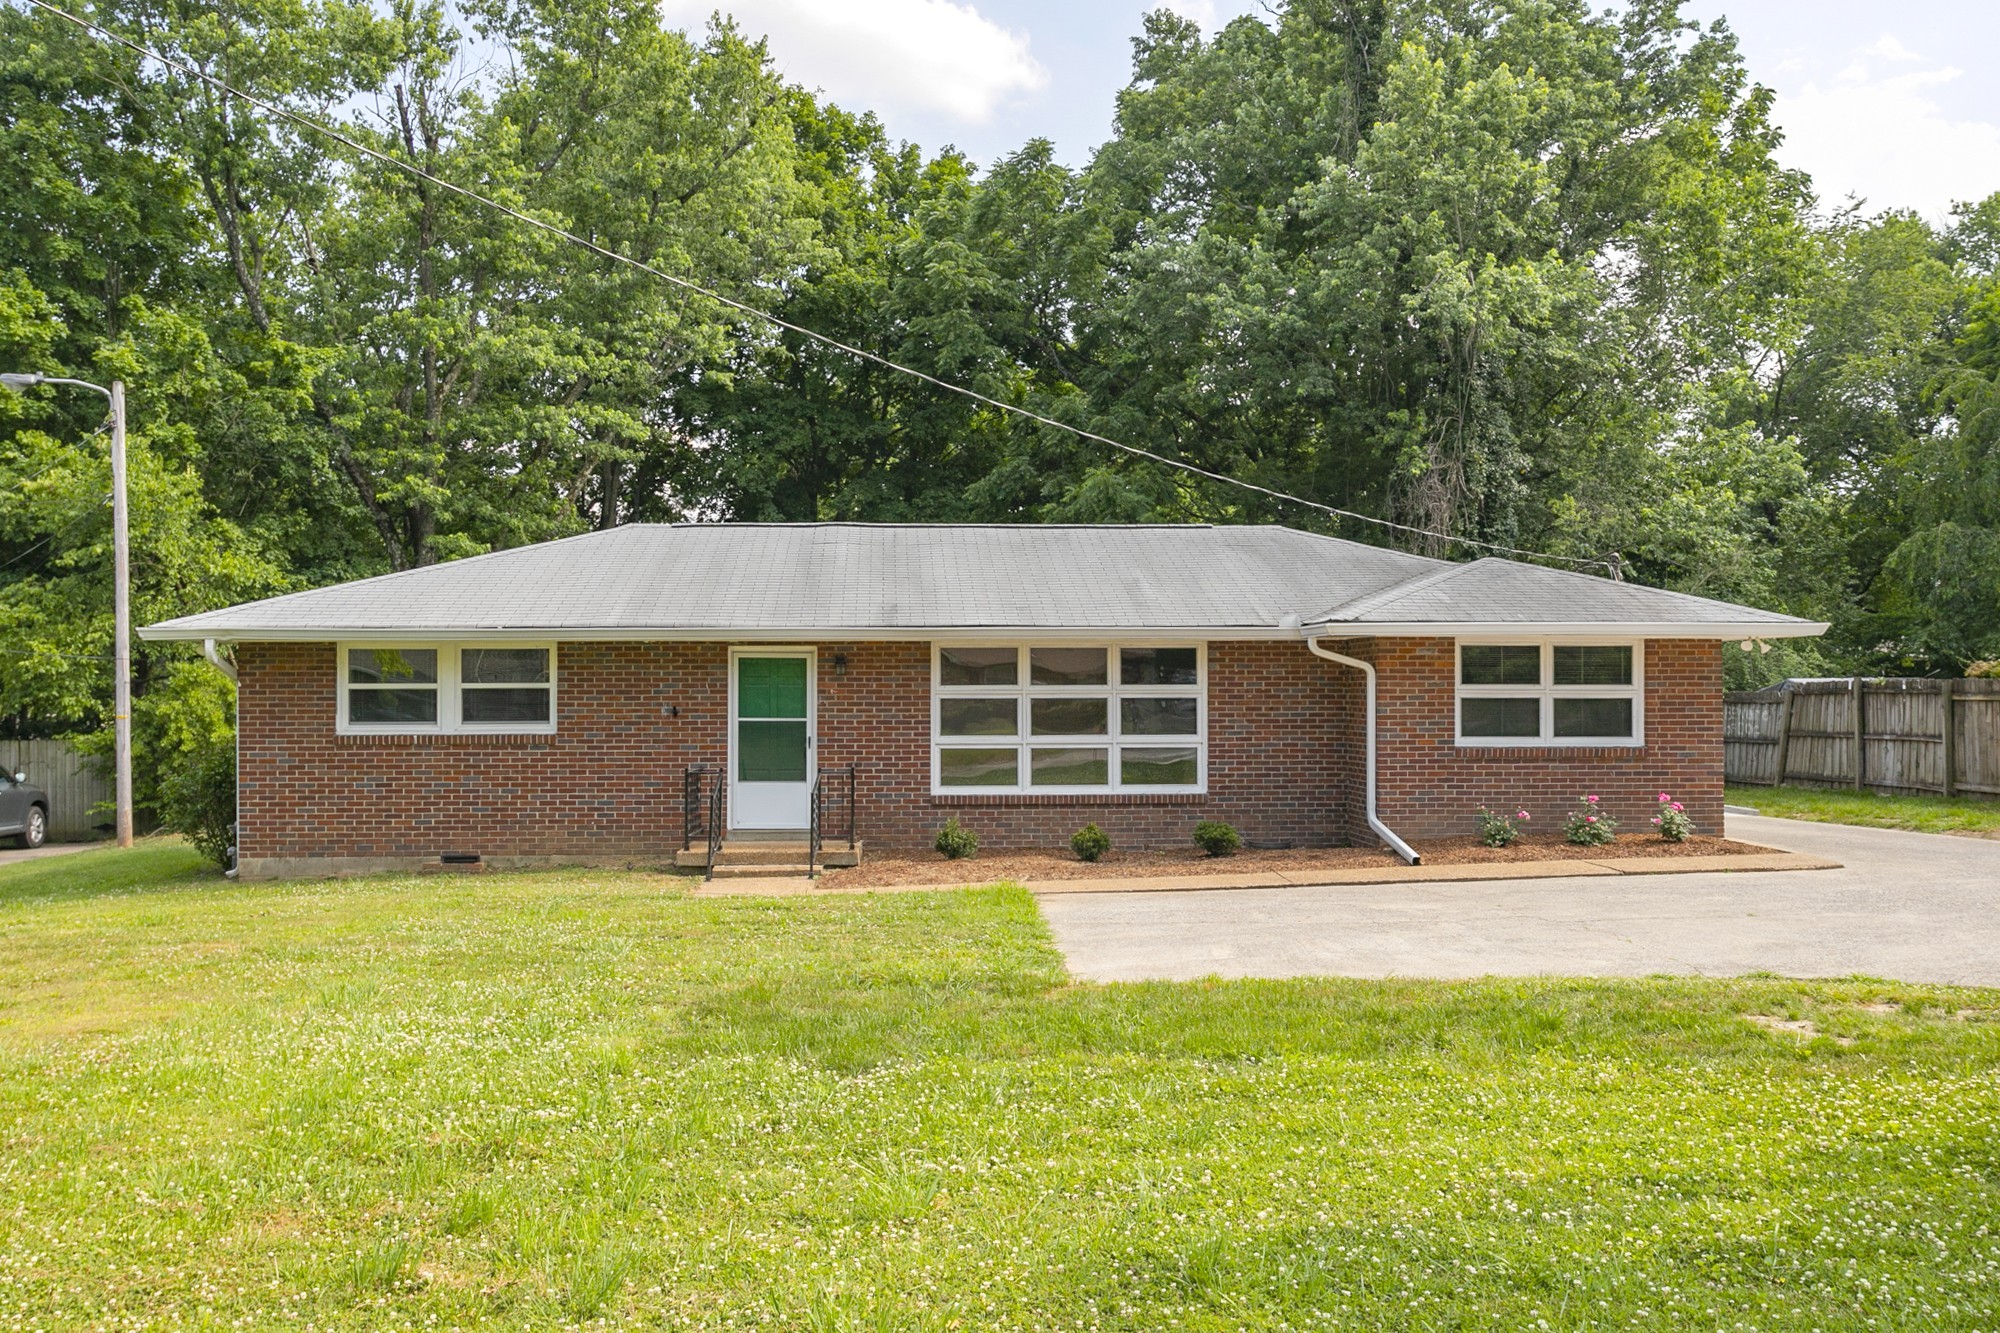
[1476,806,1532,848]
[1651,791,1695,842]
[1562,794,1618,847]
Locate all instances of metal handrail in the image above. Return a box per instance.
[703,767,726,882]
[843,762,857,851]
[809,763,857,879]
[807,771,823,879]
[681,765,711,852]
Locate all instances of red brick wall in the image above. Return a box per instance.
[814,640,1359,853]
[233,635,1721,871]
[236,641,730,866]
[1327,637,1724,842]
[234,639,1362,868]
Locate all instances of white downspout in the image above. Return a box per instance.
[1304,637,1421,865]
[203,640,242,878]
[201,638,237,684]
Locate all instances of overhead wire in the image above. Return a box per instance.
[20,0,1621,579]
[0,644,114,664]
[0,495,111,572]
[3,422,111,490]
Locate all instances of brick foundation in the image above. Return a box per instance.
[232,635,1722,876]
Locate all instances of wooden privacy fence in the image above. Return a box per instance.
[2,738,112,840]
[1724,678,2000,798]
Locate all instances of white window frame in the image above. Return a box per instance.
[1454,638,1645,748]
[930,643,1207,795]
[336,641,559,736]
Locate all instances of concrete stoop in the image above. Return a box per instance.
[675,835,862,879]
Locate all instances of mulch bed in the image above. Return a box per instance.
[1418,834,1765,864]
[820,834,1770,889]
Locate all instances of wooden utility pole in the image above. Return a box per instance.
[109,380,132,847]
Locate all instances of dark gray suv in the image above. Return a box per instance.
[0,770,49,848]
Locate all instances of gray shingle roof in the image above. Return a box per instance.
[138,523,1826,641]
[1310,557,1815,631]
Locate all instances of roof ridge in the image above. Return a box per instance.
[1312,558,1492,623]
[1278,526,1458,568]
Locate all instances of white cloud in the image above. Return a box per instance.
[1773,36,2000,220]
[1857,33,1919,64]
[1159,0,1218,25]
[660,0,1048,124]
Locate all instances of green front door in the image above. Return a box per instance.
[733,653,812,828]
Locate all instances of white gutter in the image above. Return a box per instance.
[1303,619,1829,639]
[201,638,238,683]
[142,618,1831,644]
[141,623,1315,644]
[1304,637,1421,865]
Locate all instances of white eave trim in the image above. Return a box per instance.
[143,618,1831,643]
[137,616,1832,640]
[137,623,1314,644]
[1306,620,1830,640]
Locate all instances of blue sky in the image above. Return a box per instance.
[654,0,2000,222]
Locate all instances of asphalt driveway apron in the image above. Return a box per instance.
[1036,815,2000,986]
[0,841,97,868]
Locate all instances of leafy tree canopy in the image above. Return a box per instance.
[3,0,1998,814]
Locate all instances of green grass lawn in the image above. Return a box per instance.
[4,843,2000,1328]
[1728,783,2000,836]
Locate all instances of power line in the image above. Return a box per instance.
[0,495,109,572]
[0,644,113,664]
[0,530,59,572]
[3,423,110,490]
[22,0,1620,579]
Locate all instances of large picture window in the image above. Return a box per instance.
[338,643,557,734]
[1456,640,1642,746]
[933,645,1205,793]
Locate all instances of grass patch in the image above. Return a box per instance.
[0,835,209,904]
[1729,783,2000,836]
[2,845,1999,1327]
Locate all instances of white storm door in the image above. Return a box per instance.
[730,650,814,829]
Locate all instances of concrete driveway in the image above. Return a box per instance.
[0,841,98,868]
[1038,815,2000,987]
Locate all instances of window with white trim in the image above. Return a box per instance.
[933,645,1206,793]
[338,643,557,734]
[1456,640,1643,745]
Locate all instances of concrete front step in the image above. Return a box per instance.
[675,840,862,871]
[716,843,812,865]
[709,862,815,879]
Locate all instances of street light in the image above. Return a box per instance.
[0,372,133,848]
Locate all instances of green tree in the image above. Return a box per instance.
[1047,1,1821,574]
[1873,204,2000,669]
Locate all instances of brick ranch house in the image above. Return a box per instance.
[140,523,1826,879]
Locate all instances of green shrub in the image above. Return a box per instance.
[1562,794,1618,847]
[1191,820,1241,857]
[934,818,978,860]
[1476,806,1531,847]
[75,659,237,836]
[157,738,236,869]
[1069,823,1111,862]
